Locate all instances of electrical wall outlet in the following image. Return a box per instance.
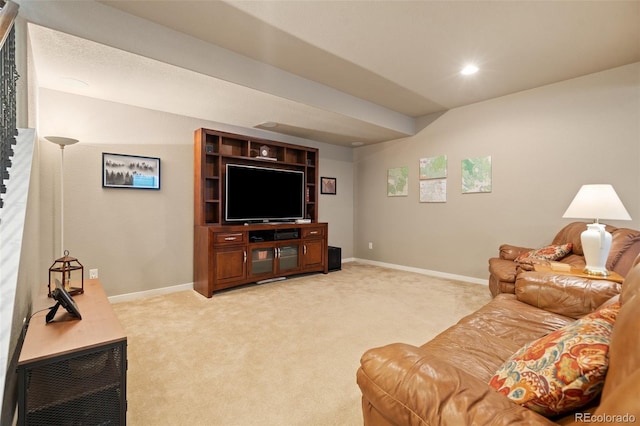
[89,269,98,279]
[368,242,373,249]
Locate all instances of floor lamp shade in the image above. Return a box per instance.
[562,184,631,276]
[45,136,79,256]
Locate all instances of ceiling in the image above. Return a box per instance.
[25,0,640,147]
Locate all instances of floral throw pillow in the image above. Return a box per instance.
[515,243,573,263]
[488,302,620,416]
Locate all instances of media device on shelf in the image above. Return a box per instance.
[225,164,305,223]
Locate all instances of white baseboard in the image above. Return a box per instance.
[108,258,486,303]
[108,282,194,303]
[352,258,488,286]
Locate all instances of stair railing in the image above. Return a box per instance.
[0,0,19,208]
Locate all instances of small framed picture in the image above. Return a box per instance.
[321,177,337,195]
[102,153,161,190]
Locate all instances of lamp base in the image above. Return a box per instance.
[580,223,612,277]
[582,266,610,277]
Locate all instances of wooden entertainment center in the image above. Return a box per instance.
[194,128,328,297]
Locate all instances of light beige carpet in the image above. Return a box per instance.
[112,262,490,426]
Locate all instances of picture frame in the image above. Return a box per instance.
[387,166,408,197]
[461,155,492,194]
[321,177,337,195]
[102,153,161,190]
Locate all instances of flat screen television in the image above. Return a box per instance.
[225,164,305,223]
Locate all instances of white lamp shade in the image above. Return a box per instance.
[562,184,631,221]
[45,136,79,147]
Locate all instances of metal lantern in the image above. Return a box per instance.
[48,250,84,297]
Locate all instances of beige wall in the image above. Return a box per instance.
[31,63,640,294]
[37,89,354,296]
[316,144,355,258]
[354,63,640,280]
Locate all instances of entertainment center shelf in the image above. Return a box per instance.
[194,128,318,226]
[194,128,328,297]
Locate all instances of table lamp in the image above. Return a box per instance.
[562,184,631,276]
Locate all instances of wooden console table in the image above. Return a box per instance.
[17,279,127,425]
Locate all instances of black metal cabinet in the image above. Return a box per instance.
[17,279,127,425]
[18,343,126,425]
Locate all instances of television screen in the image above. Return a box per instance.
[225,164,305,222]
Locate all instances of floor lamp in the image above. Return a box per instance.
[45,136,79,256]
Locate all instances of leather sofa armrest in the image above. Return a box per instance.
[357,343,555,426]
[515,271,621,319]
[499,244,533,260]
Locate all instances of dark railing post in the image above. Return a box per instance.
[0,0,20,208]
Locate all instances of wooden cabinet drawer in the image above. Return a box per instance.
[302,227,325,238]
[214,232,245,245]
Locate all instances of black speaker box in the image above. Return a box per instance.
[328,246,341,271]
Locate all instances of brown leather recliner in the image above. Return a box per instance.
[488,221,640,297]
[356,254,640,425]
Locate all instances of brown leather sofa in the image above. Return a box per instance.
[356,255,640,425]
[488,221,640,297]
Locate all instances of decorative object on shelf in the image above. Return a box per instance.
[46,279,82,324]
[563,184,631,276]
[257,144,276,160]
[102,152,161,189]
[461,156,492,193]
[321,177,337,195]
[45,136,79,257]
[49,250,84,297]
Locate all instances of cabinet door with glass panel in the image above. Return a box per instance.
[249,242,303,279]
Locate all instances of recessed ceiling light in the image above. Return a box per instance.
[351,142,364,147]
[460,64,479,76]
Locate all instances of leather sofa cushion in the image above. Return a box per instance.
[608,229,640,271]
[418,294,574,382]
[499,244,533,261]
[488,258,518,282]
[552,222,589,255]
[515,271,621,319]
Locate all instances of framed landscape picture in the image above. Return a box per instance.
[102,153,161,190]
